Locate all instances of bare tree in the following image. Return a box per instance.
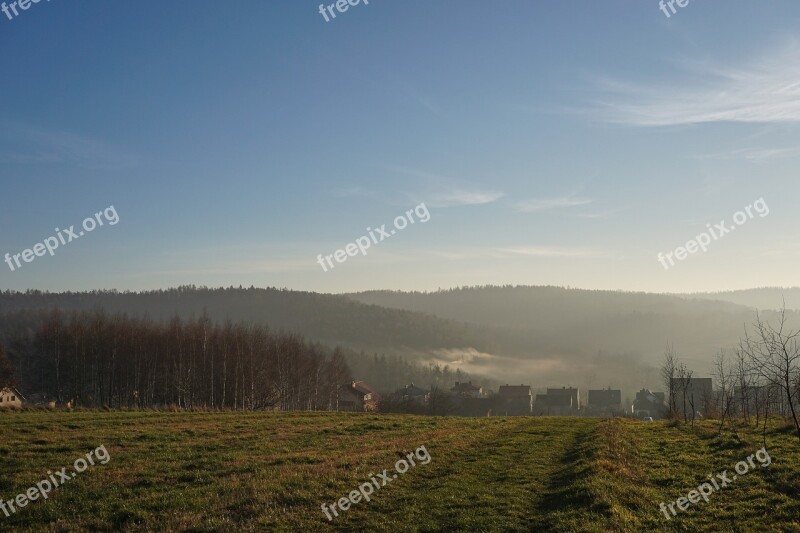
[740,307,800,440]
[676,362,693,424]
[734,347,752,425]
[9,309,356,412]
[661,344,678,419]
[713,351,729,433]
[713,350,740,439]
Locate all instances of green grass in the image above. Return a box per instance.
[0,411,798,531]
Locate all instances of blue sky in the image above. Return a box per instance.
[1,0,799,293]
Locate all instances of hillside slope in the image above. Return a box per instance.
[683,287,800,310]
[1,286,792,389]
[346,286,800,379]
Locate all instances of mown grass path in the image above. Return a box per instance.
[355,417,600,532]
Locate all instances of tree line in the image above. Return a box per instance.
[2,309,351,410]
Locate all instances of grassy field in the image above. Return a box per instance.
[0,411,798,532]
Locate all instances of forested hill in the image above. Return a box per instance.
[1,286,795,389]
[0,287,512,356]
[683,287,800,311]
[345,286,800,368]
[347,286,749,330]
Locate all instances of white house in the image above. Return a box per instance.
[450,381,483,398]
[0,387,24,408]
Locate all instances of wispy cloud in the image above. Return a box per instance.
[494,246,608,258]
[369,245,607,261]
[516,196,593,213]
[698,146,800,162]
[592,42,800,126]
[0,122,138,170]
[386,165,504,207]
[427,189,504,207]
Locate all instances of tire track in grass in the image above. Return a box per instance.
[533,418,654,532]
[340,417,600,532]
[533,422,602,532]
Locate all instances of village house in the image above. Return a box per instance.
[534,387,580,416]
[448,383,492,416]
[632,388,666,419]
[450,381,483,398]
[0,387,24,408]
[455,396,496,417]
[670,377,713,418]
[497,384,532,416]
[587,388,623,416]
[399,383,429,404]
[338,380,381,412]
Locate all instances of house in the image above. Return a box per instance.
[670,377,713,418]
[497,384,532,415]
[450,381,483,398]
[455,397,496,417]
[338,381,381,412]
[352,381,381,411]
[399,383,429,404]
[632,388,666,419]
[533,387,580,416]
[0,387,24,408]
[449,384,492,416]
[587,388,623,416]
[379,384,431,414]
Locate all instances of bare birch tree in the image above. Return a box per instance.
[661,344,678,419]
[740,307,800,440]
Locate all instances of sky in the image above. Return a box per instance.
[1,0,800,294]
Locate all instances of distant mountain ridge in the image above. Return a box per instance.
[679,287,800,310]
[1,285,796,394]
[0,287,501,355]
[345,286,800,386]
[346,286,749,330]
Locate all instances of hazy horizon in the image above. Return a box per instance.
[3,284,800,298]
